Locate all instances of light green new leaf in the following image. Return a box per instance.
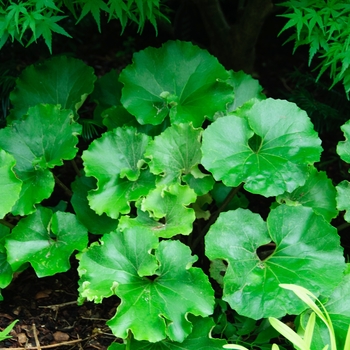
[205,205,345,320]
[78,228,214,342]
[202,99,322,197]
[0,104,81,215]
[145,123,202,184]
[226,70,265,112]
[120,183,197,238]
[277,166,337,221]
[0,149,22,217]
[82,127,155,218]
[119,40,233,127]
[9,56,96,120]
[139,183,197,237]
[338,119,350,164]
[5,207,88,277]
[71,175,119,235]
[108,315,227,349]
[336,180,350,222]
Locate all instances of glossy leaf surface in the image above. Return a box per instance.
[78,228,214,342]
[202,99,322,197]
[82,127,154,218]
[0,149,22,217]
[119,40,233,127]
[277,166,337,221]
[108,316,227,349]
[205,205,345,319]
[120,183,197,238]
[5,207,88,277]
[336,180,350,222]
[145,123,202,184]
[0,104,81,215]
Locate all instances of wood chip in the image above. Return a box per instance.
[53,331,69,342]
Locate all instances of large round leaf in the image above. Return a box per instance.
[9,56,96,120]
[78,228,214,342]
[336,180,350,222]
[202,99,322,197]
[119,40,233,127]
[0,149,22,217]
[205,205,345,320]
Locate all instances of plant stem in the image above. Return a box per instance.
[337,221,350,232]
[71,159,82,177]
[0,218,15,229]
[192,183,244,250]
[54,174,73,197]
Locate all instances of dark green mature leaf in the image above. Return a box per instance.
[0,149,22,217]
[205,205,345,320]
[145,123,202,184]
[202,99,322,197]
[71,175,119,235]
[90,69,127,124]
[82,126,155,218]
[0,104,81,215]
[120,183,197,238]
[9,56,96,120]
[277,166,337,221]
[78,227,214,342]
[5,207,88,277]
[108,316,227,349]
[119,40,233,127]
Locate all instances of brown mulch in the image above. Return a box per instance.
[0,263,122,349]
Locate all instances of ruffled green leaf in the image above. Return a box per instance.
[336,180,350,222]
[71,175,119,234]
[337,119,350,164]
[120,183,197,238]
[108,316,227,349]
[205,205,345,320]
[82,127,155,218]
[277,166,337,221]
[202,99,322,197]
[119,40,233,127]
[5,207,88,277]
[78,228,214,342]
[9,56,96,120]
[0,149,22,217]
[145,123,203,184]
[0,104,81,215]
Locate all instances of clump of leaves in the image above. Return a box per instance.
[0,40,349,349]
